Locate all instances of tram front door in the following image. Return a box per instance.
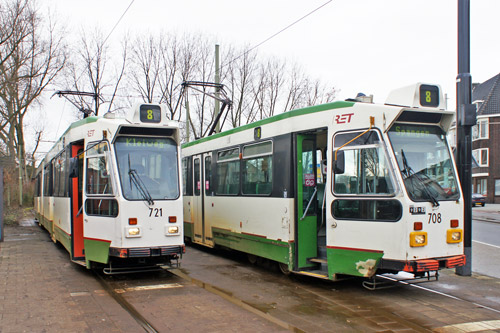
[296,134,318,269]
[71,143,84,260]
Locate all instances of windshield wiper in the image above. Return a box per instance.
[401,149,439,207]
[128,155,154,205]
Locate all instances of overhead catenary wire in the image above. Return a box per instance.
[220,0,333,70]
[73,0,135,84]
[54,98,67,141]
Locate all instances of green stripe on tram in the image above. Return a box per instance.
[327,247,384,278]
[53,227,71,254]
[182,101,354,149]
[212,227,290,264]
[83,238,111,268]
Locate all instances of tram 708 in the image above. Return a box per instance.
[34,104,184,274]
[182,83,465,282]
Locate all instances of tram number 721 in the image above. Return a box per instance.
[149,208,163,217]
[428,213,442,224]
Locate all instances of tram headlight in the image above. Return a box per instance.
[410,231,427,247]
[447,229,463,243]
[167,226,179,235]
[126,227,141,238]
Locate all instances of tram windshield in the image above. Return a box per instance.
[114,136,179,200]
[388,124,459,204]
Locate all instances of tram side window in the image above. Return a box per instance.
[333,131,395,196]
[242,141,272,195]
[85,141,113,196]
[53,151,68,197]
[216,148,240,195]
[85,199,118,217]
[194,158,200,196]
[43,164,53,196]
[205,156,212,196]
[34,175,41,197]
[182,157,193,196]
[332,130,400,222]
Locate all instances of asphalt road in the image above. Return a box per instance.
[472,204,500,278]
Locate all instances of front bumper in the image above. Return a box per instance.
[109,245,184,258]
[378,254,466,273]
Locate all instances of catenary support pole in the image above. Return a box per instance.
[185,99,190,143]
[18,149,22,206]
[214,44,221,133]
[1,167,4,242]
[456,0,476,276]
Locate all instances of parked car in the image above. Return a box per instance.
[472,193,486,207]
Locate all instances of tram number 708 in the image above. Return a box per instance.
[428,213,441,224]
[149,208,163,217]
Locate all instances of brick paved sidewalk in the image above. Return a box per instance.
[0,223,142,332]
[0,222,286,332]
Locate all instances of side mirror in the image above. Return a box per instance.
[69,157,79,178]
[334,150,345,174]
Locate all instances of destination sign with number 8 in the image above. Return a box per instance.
[139,104,161,123]
[419,84,439,107]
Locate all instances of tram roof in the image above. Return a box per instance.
[182,100,355,148]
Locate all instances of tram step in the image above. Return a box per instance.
[297,270,329,280]
[71,259,86,267]
[309,257,327,264]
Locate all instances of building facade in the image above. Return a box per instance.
[471,73,500,203]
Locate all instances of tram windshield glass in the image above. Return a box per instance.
[114,136,179,200]
[388,124,459,204]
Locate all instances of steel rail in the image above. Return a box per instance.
[93,272,159,333]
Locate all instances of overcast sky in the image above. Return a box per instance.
[36,0,500,151]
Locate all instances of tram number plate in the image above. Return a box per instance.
[149,208,163,217]
[409,206,426,215]
[428,213,442,224]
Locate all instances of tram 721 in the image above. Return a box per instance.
[182,83,466,283]
[34,104,184,274]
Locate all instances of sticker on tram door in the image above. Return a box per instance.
[409,206,426,215]
[304,174,315,187]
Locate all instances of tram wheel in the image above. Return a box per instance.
[247,254,258,265]
[278,262,291,275]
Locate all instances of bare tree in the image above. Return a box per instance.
[0,0,66,179]
[220,47,336,131]
[129,35,160,103]
[125,32,336,142]
[64,29,128,117]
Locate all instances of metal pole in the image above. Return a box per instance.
[185,99,190,143]
[214,44,221,133]
[18,148,23,206]
[456,0,475,276]
[1,167,4,242]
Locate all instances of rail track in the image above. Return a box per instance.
[94,271,159,333]
[90,245,500,332]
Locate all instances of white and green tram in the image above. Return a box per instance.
[182,83,466,281]
[34,104,184,273]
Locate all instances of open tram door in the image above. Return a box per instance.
[294,132,328,271]
[69,141,85,260]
